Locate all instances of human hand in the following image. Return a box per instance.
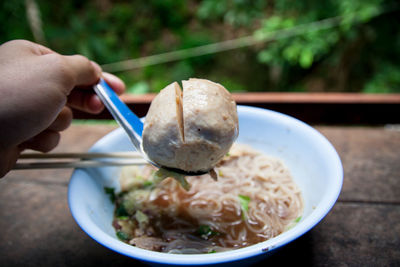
[0,40,126,177]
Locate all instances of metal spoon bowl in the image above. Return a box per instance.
[93,79,208,176]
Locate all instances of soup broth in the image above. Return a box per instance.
[112,144,303,254]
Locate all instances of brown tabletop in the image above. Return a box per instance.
[0,124,399,266]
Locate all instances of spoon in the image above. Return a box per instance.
[93,79,207,176]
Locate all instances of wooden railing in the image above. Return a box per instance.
[73,93,400,125]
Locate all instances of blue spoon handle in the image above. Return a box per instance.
[94,79,143,151]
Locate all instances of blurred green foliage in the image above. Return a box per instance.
[1,0,399,93]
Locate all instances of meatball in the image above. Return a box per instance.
[142,78,238,172]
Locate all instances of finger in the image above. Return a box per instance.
[0,147,21,178]
[21,130,60,153]
[66,72,125,114]
[62,55,102,86]
[102,72,126,95]
[47,107,73,132]
[67,90,104,114]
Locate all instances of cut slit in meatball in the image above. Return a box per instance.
[142,78,238,173]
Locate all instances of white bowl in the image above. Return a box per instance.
[68,105,343,266]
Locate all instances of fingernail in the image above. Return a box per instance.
[102,72,118,83]
[90,61,102,76]
[102,72,126,93]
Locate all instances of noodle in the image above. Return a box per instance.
[113,144,303,254]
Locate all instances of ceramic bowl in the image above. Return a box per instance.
[68,105,343,266]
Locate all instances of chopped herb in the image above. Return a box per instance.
[104,187,116,203]
[116,216,129,220]
[238,195,250,212]
[116,230,130,241]
[208,249,217,254]
[286,216,302,231]
[226,152,230,157]
[238,195,251,220]
[197,225,212,235]
[116,204,129,217]
[135,210,149,226]
[117,191,127,198]
[153,168,191,191]
[142,180,154,188]
[196,225,220,240]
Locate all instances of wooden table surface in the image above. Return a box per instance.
[0,124,399,266]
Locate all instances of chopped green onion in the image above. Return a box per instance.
[104,187,116,203]
[238,195,250,212]
[238,195,251,220]
[142,180,154,188]
[226,152,230,157]
[140,176,153,186]
[135,210,149,225]
[197,225,212,235]
[116,230,130,241]
[196,225,220,240]
[117,191,127,198]
[286,216,303,230]
[116,204,129,217]
[116,216,129,220]
[208,249,217,254]
[153,168,190,191]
